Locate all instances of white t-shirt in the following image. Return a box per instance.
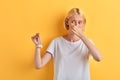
[46,36,93,80]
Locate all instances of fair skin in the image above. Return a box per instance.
[31,14,102,69]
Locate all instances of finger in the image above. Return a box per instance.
[72,29,78,35]
[36,33,39,36]
[38,35,42,43]
[31,36,33,39]
[36,33,42,43]
[36,33,40,39]
[38,35,41,43]
[32,33,38,39]
[73,26,78,30]
[72,27,77,33]
[31,35,37,41]
[71,29,76,34]
[31,36,36,42]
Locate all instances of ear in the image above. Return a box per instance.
[65,18,69,30]
[65,18,69,25]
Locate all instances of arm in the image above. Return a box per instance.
[34,48,52,69]
[72,26,102,62]
[32,33,52,69]
[80,35,102,62]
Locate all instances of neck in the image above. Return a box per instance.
[65,32,80,42]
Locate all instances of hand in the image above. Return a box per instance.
[31,33,42,45]
[71,26,85,38]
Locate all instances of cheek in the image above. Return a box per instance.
[79,23,85,27]
[78,25,85,31]
[68,22,74,27]
[82,26,85,31]
[69,25,74,29]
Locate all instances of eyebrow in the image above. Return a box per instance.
[71,19,82,21]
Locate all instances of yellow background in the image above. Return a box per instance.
[0,0,120,80]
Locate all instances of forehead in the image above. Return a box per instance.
[70,15,83,21]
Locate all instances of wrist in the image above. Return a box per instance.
[35,44,43,48]
[78,33,85,39]
[81,34,88,41]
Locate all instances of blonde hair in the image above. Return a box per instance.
[64,8,86,30]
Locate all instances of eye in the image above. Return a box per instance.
[71,20,75,23]
[78,21,82,24]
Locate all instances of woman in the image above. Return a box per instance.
[31,8,102,80]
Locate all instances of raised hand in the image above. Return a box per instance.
[71,26,85,38]
[31,33,42,46]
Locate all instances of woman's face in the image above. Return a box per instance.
[68,14,85,31]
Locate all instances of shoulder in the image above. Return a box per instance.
[50,36,62,43]
[53,36,63,41]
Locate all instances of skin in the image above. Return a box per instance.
[31,14,102,69]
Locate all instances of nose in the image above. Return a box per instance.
[74,22,78,26]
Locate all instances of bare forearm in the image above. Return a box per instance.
[80,35,102,61]
[34,48,42,69]
[32,33,51,69]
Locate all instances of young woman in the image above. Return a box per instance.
[31,8,102,80]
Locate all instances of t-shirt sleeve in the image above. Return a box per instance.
[46,40,55,58]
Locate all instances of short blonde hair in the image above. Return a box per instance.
[64,8,86,30]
